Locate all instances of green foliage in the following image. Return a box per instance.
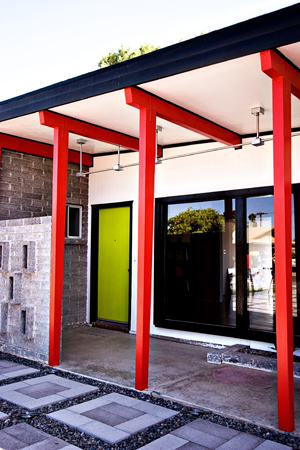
[167,207,225,235]
[248,213,257,223]
[99,43,160,68]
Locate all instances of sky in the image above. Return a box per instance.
[0,0,298,102]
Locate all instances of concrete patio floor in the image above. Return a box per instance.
[59,325,300,435]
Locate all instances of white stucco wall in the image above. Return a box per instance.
[88,134,300,348]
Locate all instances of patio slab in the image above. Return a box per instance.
[138,419,290,450]
[0,360,39,380]
[0,411,8,420]
[0,374,97,409]
[0,422,80,449]
[47,392,178,444]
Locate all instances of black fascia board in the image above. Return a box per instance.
[1,3,300,122]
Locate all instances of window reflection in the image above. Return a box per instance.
[165,199,236,327]
[247,195,296,331]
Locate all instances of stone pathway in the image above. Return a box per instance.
[0,422,80,449]
[47,392,177,444]
[0,360,39,380]
[0,374,97,409]
[0,361,293,450]
[138,419,289,449]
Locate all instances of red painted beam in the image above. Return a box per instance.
[272,76,294,432]
[48,126,69,366]
[261,50,300,100]
[135,106,156,391]
[39,110,141,152]
[125,87,240,147]
[261,50,296,432]
[0,133,93,166]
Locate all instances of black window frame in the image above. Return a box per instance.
[154,185,300,347]
[65,204,82,239]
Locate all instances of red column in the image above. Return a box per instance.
[135,106,156,390]
[48,126,69,366]
[273,76,294,431]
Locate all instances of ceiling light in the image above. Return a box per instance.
[251,107,264,147]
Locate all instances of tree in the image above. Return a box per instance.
[99,43,160,68]
[248,213,257,223]
[168,207,225,235]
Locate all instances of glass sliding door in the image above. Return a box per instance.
[247,195,295,332]
[165,198,236,327]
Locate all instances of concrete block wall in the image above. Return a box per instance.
[63,163,88,327]
[0,150,89,329]
[0,216,52,362]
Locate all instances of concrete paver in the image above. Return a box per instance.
[0,360,39,380]
[78,419,130,443]
[0,411,8,420]
[47,392,178,445]
[137,419,290,449]
[138,434,189,449]
[172,425,227,449]
[0,422,81,449]
[188,419,240,440]
[256,441,292,449]
[215,433,264,449]
[0,374,97,409]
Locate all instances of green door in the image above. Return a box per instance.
[97,206,130,324]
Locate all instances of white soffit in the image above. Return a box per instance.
[279,43,300,70]
[0,44,300,155]
[51,91,206,147]
[141,51,300,134]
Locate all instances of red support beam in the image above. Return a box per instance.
[48,126,69,366]
[40,110,141,152]
[126,85,240,391]
[0,133,93,166]
[125,87,240,147]
[261,50,300,100]
[273,75,294,432]
[135,106,156,390]
[261,50,297,432]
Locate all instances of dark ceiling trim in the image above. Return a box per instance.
[0,3,300,122]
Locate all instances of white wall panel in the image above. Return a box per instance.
[89,136,300,347]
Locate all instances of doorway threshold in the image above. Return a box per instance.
[92,319,129,333]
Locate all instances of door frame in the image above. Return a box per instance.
[90,201,133,328]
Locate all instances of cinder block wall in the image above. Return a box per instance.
[0,217,52,362]
[0,150,89,329]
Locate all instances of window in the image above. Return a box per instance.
[155,186,300,345]
[247,194,296,333]
[65,205,82,238]
[155,196,236,330]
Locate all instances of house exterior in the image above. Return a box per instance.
[0,3,300,431]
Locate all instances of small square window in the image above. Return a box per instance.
[65,205,82,238]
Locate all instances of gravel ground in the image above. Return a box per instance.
[1,351,300,449]
[239,347,300,363]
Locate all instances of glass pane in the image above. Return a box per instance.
[165,199,236,327]
[247,196,275,331]
[247,195,295,332]
[68,207,80,237]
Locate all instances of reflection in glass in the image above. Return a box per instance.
[165,199,236,327]
[247,195,296,331]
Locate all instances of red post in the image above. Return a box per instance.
[48,126,69,366]
[135,106,156,390]
[273,76,294,431]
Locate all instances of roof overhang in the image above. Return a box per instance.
[0,3,300,156]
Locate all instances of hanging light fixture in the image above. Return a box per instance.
[251,107,265,147]
[113,145,123,171]
[76,138,87,177]
[155,125,162,164]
